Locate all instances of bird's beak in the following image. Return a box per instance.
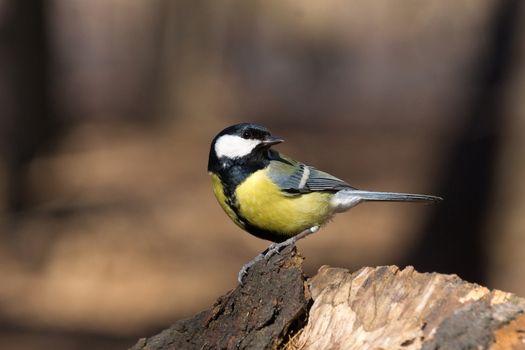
[261,136,284,146]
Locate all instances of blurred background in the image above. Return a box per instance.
[0,0,524,349]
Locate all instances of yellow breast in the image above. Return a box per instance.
[235,169,333,237]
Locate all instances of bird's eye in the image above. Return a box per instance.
[242,130,252,139]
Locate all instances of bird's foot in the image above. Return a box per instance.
[237,258,260,286]
[237,240,295,285]
[237,225,320,285]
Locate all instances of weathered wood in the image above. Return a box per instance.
[131,247,525,350]
[290,265,525,350]
[131,245,309,350]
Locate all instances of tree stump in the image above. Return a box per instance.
[131,246,525,350]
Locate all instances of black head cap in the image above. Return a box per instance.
[208,123,283,172]
[213,123,271,142]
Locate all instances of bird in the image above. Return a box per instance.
[208,123,442,284]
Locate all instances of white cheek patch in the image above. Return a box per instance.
[215,135,262,159]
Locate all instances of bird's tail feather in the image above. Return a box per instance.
[350,190,442,202]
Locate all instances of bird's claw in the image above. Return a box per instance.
[263,242,287,258]
[238,239,296,285]
[237,226,320,285]
[237,263,251,286]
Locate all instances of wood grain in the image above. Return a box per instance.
[131,248,525,350]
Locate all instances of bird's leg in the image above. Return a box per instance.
[238,225,320,285]
[263,225,320,258]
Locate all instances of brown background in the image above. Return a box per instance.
[0,0,524,349]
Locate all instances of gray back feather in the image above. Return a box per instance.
[267,154,353,194]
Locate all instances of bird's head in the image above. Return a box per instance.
[208,123,283,172]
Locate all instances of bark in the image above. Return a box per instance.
[132,245,310,350]
[131,247,525,350]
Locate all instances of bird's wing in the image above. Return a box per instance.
[267,153,353,194]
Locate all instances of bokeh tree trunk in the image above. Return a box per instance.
[407,0,524,285]
[0,0,60,214]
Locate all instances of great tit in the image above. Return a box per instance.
[208,123,442,284]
